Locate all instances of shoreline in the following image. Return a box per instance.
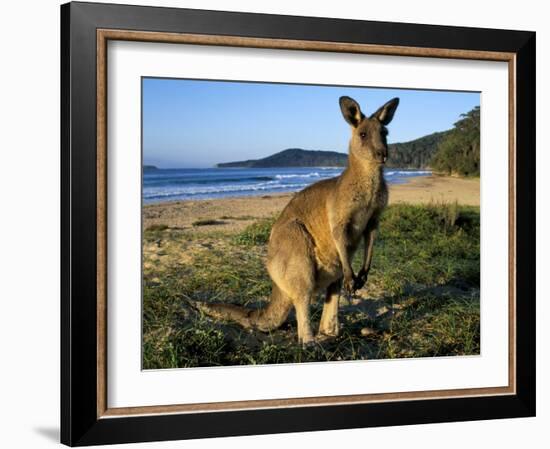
[143,175,480,234]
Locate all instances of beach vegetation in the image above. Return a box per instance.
[233,217,276,246]
[146,223,169,232]
[431,107,480,176]
[143,203,480,368]
[192,219,226,227]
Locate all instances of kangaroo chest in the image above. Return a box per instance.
[350,207,372,235]
[347,181,387,241]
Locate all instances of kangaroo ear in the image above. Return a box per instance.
[339,96,364,127]
[372,97,399,125]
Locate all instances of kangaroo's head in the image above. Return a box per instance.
[339,96,400,165]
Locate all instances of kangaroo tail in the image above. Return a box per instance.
[188,284,292,332]
[190,301,255,328]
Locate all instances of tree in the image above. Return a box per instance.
[431,106,480,176]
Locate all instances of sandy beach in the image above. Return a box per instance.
[388,175,479,206]
[143,175,479,233]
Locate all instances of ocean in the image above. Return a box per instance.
[142,167,431,204]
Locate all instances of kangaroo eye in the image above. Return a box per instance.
[359,132,367,138]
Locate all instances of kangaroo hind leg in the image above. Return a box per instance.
[267,220,317,345]
[319,280,341,337]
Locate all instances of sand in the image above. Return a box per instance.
[388,175,480,206]
[143,175,479,234]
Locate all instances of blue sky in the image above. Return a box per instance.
[142,78,480,168]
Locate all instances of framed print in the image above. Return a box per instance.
[60,1,536,446]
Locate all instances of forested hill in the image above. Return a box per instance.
[430,107,480,176]
[386,132,447,168]
[217,148,348,168]
[216,132,447,169]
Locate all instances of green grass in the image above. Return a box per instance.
[369,202,480,295]
[219,215,257,221]
[143,203,480,369]
[233,216,276,246]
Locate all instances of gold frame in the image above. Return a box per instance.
[96,29,516,419]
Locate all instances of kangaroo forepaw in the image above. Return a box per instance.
[353,270,368,291]
[343,276,355,296]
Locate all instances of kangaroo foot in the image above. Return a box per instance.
[318,321,340,338]
[298,333,315,347]
[314,333,337,343]
[318,328,339,339]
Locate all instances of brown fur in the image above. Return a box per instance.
[193,96,399,344]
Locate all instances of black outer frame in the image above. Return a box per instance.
[60,1,536,446]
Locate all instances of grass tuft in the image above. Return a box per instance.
[233,216,277,246]
[192,219,225,227]
[146,224,169,232]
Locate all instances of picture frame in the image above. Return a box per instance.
[60,1,536,446]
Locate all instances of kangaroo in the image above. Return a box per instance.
[193,96,399,344]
